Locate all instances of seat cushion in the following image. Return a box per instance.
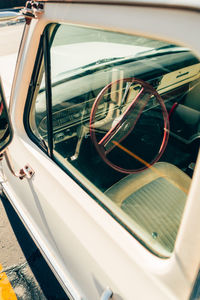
[121,177,186,253]
[105,162,191,254]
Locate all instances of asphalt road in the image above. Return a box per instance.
[0,22,69,300]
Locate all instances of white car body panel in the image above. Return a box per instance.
[0,53,17,102]
[1,1,200,299]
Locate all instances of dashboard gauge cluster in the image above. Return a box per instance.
[37,95,108,143]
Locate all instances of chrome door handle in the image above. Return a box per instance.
[100,287,113,300]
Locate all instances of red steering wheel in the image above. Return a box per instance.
[89,78,169,174]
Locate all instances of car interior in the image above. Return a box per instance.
[30,24,200,257]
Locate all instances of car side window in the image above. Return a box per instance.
[29,23,200,258]
[190,269,200,300]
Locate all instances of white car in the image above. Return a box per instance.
[1,1,200,299]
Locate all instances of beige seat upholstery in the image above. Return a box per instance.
[105,162,191,255]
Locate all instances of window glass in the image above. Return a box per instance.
[190,269,200,300]
[30,23,200,257]
[32,74,47,138]
[29,54,47,144]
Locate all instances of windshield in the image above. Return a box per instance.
[49,25,180,82]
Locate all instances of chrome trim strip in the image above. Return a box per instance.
[100,287,113,300]
[40,0,200,12]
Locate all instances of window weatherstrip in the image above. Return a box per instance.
[44,30,53,157]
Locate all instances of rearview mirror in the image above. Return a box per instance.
[0,78,13,154]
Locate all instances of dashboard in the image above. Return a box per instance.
[34,51,200,161]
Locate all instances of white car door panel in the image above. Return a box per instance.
[1,134,186,300]
[1,2,200,300]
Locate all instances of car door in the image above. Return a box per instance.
[1,1,200,300]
